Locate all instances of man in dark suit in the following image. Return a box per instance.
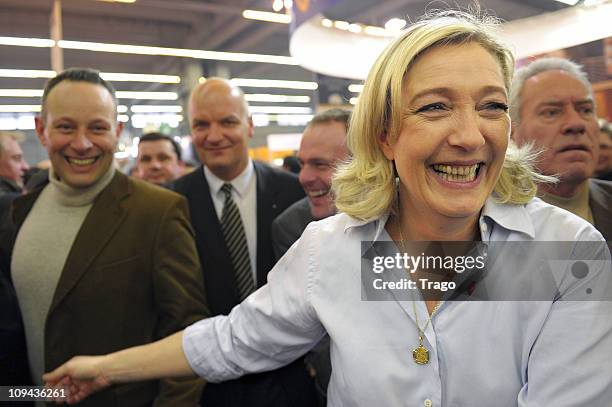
[511,57,612,240]
[0,68,208,406]
[169,78,314,407]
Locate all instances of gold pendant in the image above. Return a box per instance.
[413,345,429,364]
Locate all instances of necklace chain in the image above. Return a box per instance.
[396,212,440,364]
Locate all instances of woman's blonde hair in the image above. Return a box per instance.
[332,10,551,221]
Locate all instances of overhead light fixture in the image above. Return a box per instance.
[551,0,580,4]
[283,0,293,9]
[232,78,318,90]
[0,69,180,83]
[130,105,183,113]
[321,19,333,28]
[98,0,136,3]
[117,105,128,113]
[58,39,297,65]
[0,89,43,97]
[384,18,407,32]
[349,97,358,105]
[99,72,180,83]
[245,94,311,103]
[333,21,350,30]
[272,0,284,12]
[0,105,41,112]
[0,36,55,47]
[0,69,55,78]
[364,25,393,37]
[116,91,178,100]
[348,24,363,34]
[249,106,312,114]
[242,10,291,24]
[348,84,364,93]
[0,36,298,66]
[0,89,177,100]
[117,114,130,122]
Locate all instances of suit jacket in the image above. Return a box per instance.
[0,172,208,407]
[271,197,314,261]
[590,178,612,241]
[170,162,316,407]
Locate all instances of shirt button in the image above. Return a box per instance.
[424,399,433,407]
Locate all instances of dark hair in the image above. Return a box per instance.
[282,155,301,174]
[138,132,182,161]
[309,108,351,130]
[41,68,117,120]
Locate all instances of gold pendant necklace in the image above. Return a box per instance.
[397,213,441,365]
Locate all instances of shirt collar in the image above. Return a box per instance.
[342,196,536,241]
[480,196,535,240]
[203,159,254,198]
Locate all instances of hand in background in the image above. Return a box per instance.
[43,356,111,404]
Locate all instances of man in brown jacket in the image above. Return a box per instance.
[0,68,208,406]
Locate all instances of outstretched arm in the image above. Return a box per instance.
[43,331,195,404]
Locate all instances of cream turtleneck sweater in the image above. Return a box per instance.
[11,164,115,386]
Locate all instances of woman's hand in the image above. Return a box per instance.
[43,356,111,404]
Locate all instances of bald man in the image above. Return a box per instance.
[168,78,313,407]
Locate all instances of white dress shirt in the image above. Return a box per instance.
[183,197,612,407]
[204,160,257,282]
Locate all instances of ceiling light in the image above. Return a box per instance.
[275,114,313,126]
[58,39,297,65]
[385,18,407,32]
[118,114,130,122]
[232,78,318,90]
[364,25,392,37]
[321,18,333,28]
[249,106,312,114]
[334,21,350,30]
[245,94,311,103]
[551,0,580,4]
[272,0,283,12]
[117,105,128,113]
[97,0,136,3]
[283,0,293,8]
[1,36,297,66]
[0,89,177,101]
[0,69,180,83]
[348,84,364,93]
[100,72,180,83]
[242,10,291,24]
[0,36,54,47]
[0,89,43,97]
[348,24,363,33]
[350,97,359,105]
[0,105,41,112]
[0,69,55,78]
[130,105,183,113]
[116,91,178,100]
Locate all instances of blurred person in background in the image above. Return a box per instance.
[511,57,612,240]
[595,118,612,181]
[0,131,30,197]
[281,155,301,174]
[272,108,350,259]
[135,132,184,185]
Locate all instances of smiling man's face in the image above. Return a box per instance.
[512,70,599,184]
[35,81,121,188]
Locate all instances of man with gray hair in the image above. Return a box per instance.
[0,131,30,197]
[510,57,612,240]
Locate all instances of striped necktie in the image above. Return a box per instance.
[220,183,255,301]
